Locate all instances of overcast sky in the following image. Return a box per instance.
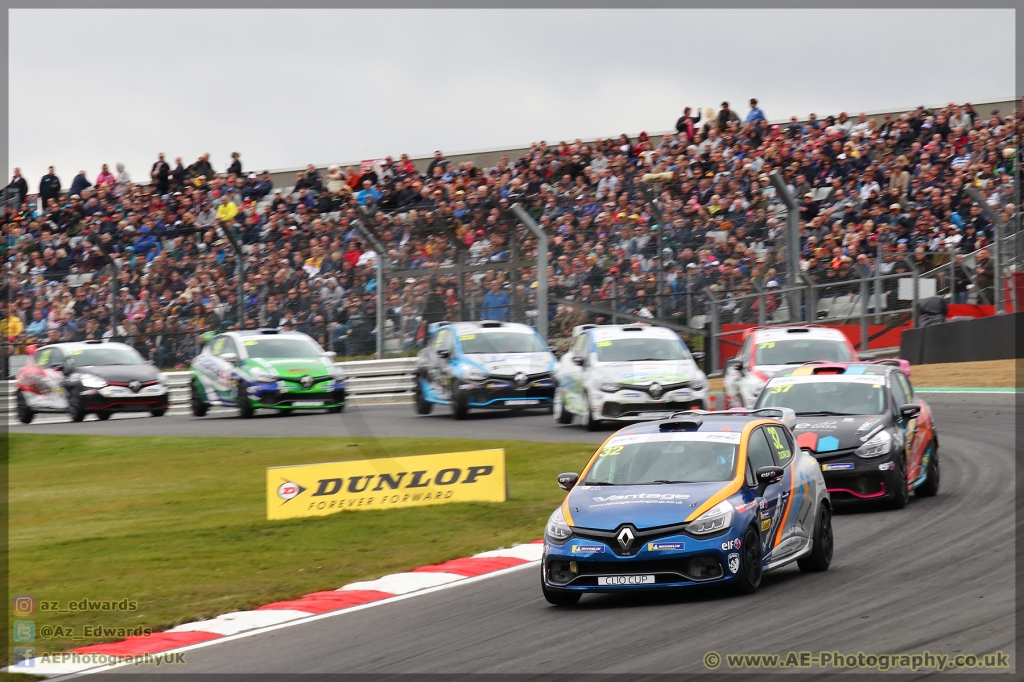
[8,8,1015,187]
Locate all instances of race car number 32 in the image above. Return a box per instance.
[597,575,655,586]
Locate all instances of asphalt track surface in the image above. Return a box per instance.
[32,393,1017,677]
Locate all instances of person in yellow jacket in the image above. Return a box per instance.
[0,308,24,341]
[216,196,238,223]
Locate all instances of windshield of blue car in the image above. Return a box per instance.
[66,347,145,366]
[583,437,738,485]
[594,338,689,363]
[758,379,887,416]
[242,338,322,359]
[753,339,854,365]
[458,331,546,354]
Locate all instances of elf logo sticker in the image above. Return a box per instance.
[277,482,305,501]
[721,538,742,551]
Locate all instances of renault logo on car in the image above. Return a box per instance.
[128,381,141,393]
[514,373,527,388]
[300,375,313,389]
[649,382,663,399]
[616,526,635,551]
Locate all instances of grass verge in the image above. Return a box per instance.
[10,434,595,654]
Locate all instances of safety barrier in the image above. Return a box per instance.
[1,357,418,418]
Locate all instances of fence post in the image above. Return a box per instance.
[751,281,767,326]
[611,279,619,325]
[510,204,547,341]
[704,286,720,372]
[859,278,869,352]
[799,272,817,322]
[948,247,956,302]
[874,240,883,323]
[904,256,919,328]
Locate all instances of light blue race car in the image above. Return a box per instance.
[413,320,557,419]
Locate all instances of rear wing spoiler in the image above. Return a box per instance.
[801,359,911,377]
[667,407,797,430]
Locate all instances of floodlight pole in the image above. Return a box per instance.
[965,186,1005,313]
[355,207,389,358]
[219,221,245,327]
[510,204,548,340]
[769,170,803,321]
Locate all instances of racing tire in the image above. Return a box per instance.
[915,440,940,498]
[450,385,469,420]
[541,582,581,606]
[237,383,255,419]
[328,405,345,414]
[735,527,763,595]
[798,505,833,573]
[414,379,433,415]
[581,391,600,431]
[15,391,34,424]
[888,453,909,510]
[67,391,87,422]
[554,388,573,424]
[190,380,208,417]
[96,411,112,421]
[150,409,166,417]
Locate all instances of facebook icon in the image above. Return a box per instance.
[13,646,36,667]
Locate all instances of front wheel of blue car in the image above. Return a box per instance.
[735,527,762,595]
[542,581,581,606]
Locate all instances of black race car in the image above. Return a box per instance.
[753,361,938,509]
[15,341,170,423]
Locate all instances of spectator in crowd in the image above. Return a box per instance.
[6,168,28,206]
[38,166,61,205]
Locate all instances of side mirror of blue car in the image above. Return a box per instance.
[557,472,579,491]
[756,465,785,497]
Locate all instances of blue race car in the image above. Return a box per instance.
[414,320,557,419]
[542,409,833,604]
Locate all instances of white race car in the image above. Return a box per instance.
[723,325,859,409]
[553,323,707,430]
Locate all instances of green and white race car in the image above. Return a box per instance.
[189,329,347,418]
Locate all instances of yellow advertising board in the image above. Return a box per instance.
[266,449,506,520]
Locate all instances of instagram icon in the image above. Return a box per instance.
[13,595,34,617]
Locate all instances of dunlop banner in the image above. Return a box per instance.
[266,449,506,520]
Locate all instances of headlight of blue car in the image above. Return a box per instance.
[462,366,487,382]
[545,507,572,544]
[250,368,276,383]
[686,500,734,535]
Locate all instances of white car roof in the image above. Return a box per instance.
[751,326,847,341]
[588,324,680,341]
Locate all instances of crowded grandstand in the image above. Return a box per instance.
[2,98,1020,369]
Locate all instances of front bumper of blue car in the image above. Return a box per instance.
[542,531,743,592]
[460,376,556,408]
